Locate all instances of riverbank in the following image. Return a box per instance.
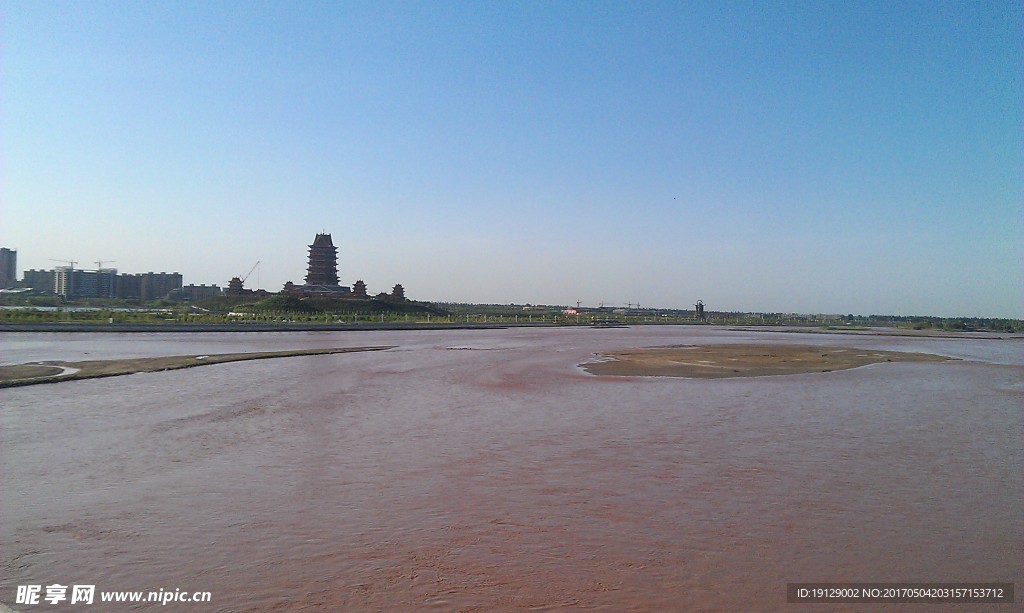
[0,346,394,388]
[3,321,1020,340]
[0,322,530,333]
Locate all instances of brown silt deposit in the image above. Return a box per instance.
[582,343,953,378]
[0,346,394,387]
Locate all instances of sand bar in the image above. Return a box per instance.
[0,346,394,388]
[582,343,953,378]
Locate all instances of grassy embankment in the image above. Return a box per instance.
[1,294,1020,330]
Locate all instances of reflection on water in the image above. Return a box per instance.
[1,328,1021,610]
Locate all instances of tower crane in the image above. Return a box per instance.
[95,259,116,269]
[226,261,260,296]
[241,260,260,284]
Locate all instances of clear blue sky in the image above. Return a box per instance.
[3,1,1021,317]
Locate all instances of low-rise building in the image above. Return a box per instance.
[54,267,118,298]
[118,272,183,301]
[180,284,222,301]
[22,269,55,294]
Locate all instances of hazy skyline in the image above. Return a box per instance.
[3,1,1021,317]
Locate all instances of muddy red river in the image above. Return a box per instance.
[1,327,1020,611]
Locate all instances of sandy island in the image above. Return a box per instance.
[0,346,394,388]
[582,344,953,379]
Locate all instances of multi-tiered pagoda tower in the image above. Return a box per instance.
[304,233,339,286]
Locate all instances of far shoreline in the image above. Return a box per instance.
[0,321,524,333]
[0,321,1019,340]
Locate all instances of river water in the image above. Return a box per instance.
[1,327,1021,611]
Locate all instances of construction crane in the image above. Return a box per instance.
[241,260,260,284]
[226,261,260,296]
[95,259,116,269]
[49,258,77,269]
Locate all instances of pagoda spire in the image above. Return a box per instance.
[304,233,339,286]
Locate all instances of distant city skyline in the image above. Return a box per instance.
[3,2,1021,318]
